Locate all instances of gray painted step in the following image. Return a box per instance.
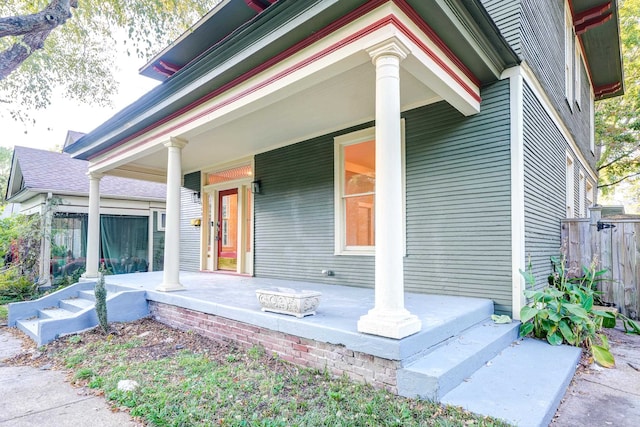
[15,318,39,342]
[441,338,582,427]
[38,306,76,320]
[398,320,520,400]
[78,289,96,302]
[60,297,94,312]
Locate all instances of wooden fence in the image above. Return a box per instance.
[561,208,639,319]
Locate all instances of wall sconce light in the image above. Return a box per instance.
[191,191,201,204]
[190,218,202,227]
[251,180,261,194]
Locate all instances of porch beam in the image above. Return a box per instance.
[357,38,421,340]
[83,172,103,279]
[157,137,188,292]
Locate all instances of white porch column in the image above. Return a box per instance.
[357,38,422,339]
[83,172,103,279]
[38,193,53,287]
[157,137,187,291]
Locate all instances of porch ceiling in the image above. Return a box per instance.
[122,63,438,176]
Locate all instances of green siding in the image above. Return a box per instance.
[254,80,513,313]
[523,82,566,287]
[254,124,375,287]
[181,186,202,272]
[480,0,521,55]
[403,80,512,314]
[519,0,595,170]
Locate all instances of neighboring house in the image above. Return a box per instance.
[63,0,622,338]
[5,142,167,285]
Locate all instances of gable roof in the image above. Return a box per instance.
[6,146,166,203]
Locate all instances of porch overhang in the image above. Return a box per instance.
[63,0,518,177]
[573,0,624,99]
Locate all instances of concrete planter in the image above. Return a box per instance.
[256,287,322,318]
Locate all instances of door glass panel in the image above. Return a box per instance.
[218,190,238,270]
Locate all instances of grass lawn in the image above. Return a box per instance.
[8,319,511,427]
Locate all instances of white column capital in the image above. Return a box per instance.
[367,37,410,64]
[86,171,104,180]
[165,137,188,150]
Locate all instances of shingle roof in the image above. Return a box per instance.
[13,146,166,200]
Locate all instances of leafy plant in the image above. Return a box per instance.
[95,270,108,334]
[0,267,39,303]
[519,256,615,367]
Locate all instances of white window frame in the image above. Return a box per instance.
[590,90,595,153]
[579,171,585,217]
[334,123,406,255]
[586,181,594,218]
[157,211,166,231]
[564,2,574,108]
[574,40,582,109]
[566,153,575,218]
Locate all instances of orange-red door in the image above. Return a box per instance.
[217,189,238,270]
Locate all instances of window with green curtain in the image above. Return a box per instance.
[51,213,88,281]
[100,215,149,274]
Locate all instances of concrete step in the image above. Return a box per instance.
[38,306,76,320]
[78,289,96,302]
[60,297,94,312]
[441,338,582,427]
[397,320,520,400]
[15,318,39,343]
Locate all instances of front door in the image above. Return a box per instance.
[217,189,238,270]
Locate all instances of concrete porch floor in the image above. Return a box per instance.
[105,271,495,362]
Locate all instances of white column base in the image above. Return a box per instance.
[156,282,185,292]
[357,308,422,339]
[80,272,99,280]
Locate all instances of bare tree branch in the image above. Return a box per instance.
[598,172,640,188]
[597,145,640,171]
[0,0,78,80]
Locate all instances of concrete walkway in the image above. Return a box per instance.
[552,325,640,426]
[2,320,639,426]
[0,329,138,427]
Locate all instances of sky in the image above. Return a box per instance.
[1,53,159,152]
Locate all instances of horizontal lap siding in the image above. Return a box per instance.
[520,0,595,169]
[181,187,202,272]
[404,80,512,314]
[523,83,565,287]
[254,127,375,287]
[480,0,521,55]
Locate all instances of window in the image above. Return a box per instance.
[335,128,376,254]
[564,3,574,106]
[579,171,585,217]
[575,41,582,109]
[590,91,595,153]
[586,181,594,217]
[157,211,166,231]
[566,154,575,218]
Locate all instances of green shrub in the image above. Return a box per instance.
[0,268,38,303]
[519,256,615,367]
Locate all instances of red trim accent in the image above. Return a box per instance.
[159,60,181,74]
[245,0,266,13]
[594,82,621,97]
[91,0,480,166]
[393,0,480,87]
[573,2,611,26]
[575,12,612,35]
[152,65,173,78]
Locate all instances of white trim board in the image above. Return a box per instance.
[502,63,597,183]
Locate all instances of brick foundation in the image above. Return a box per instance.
[149,301,399,392]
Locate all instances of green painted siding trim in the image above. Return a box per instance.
[254,79,513,314]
